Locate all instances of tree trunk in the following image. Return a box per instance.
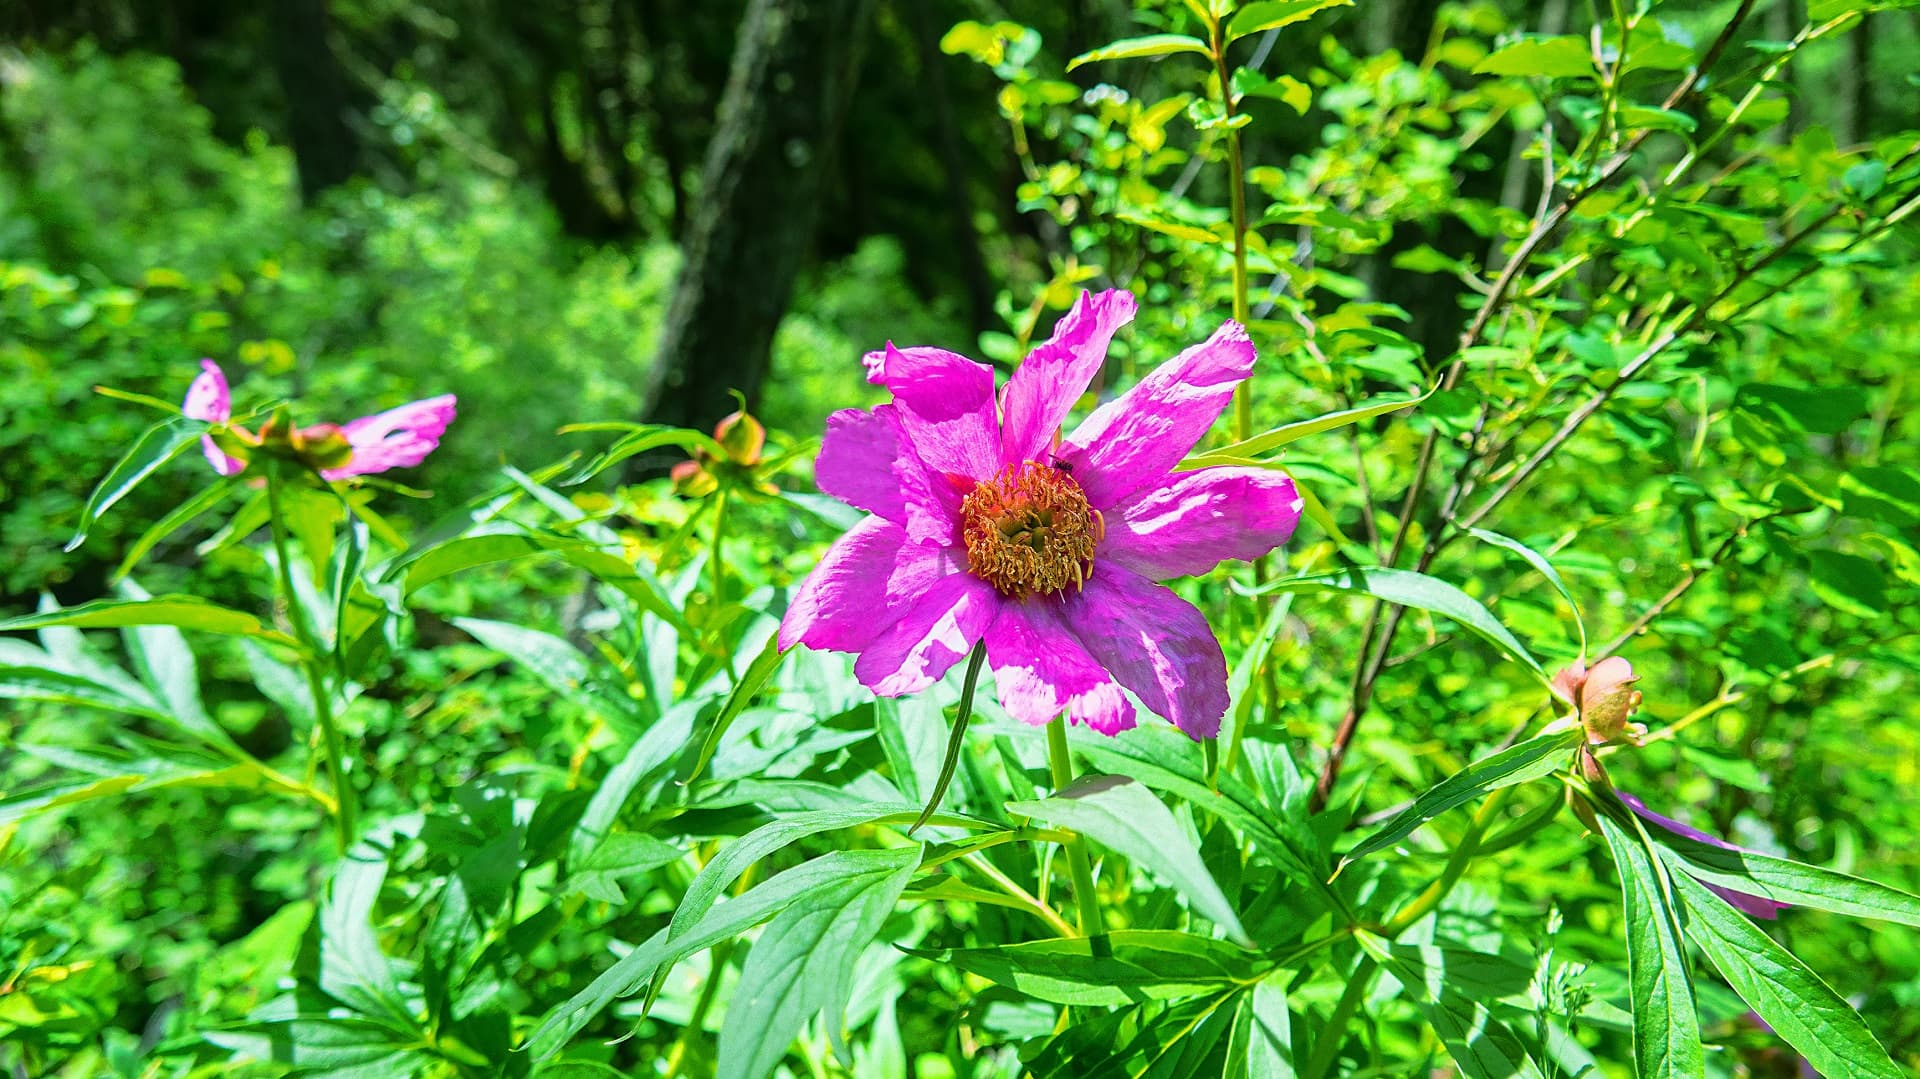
[638,0,875,440]
[268,0,363,201]
[909,0,994,337]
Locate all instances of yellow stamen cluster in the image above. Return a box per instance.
[961,460,1102,599]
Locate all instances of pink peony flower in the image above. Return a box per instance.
[779,289,1302,739]
[182,359,456,481]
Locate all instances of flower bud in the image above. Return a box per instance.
[1549,657,1647,746]
[714,411,766,466]
[1578,657,1646,746]
[670,458,718,498]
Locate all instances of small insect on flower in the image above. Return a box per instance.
[779,289,1304,740]
[182,359,456,481]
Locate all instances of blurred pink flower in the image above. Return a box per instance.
[182,360,456,481]
[779,289,1302,739]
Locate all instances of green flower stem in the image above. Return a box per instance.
[909,642,988,834]
[1209,19,1253,444]
[960,852,1077,938]
[1301,959,1375,1079]
[265,465,357,851]
[1381,785,1511,937]
[1045,717,1107,952]
[662,939,734,1079]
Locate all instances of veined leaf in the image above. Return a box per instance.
[1473,36,1597,79]
[1252,566,1549,682]
[1652,832,1920,927]
[524,847,922,1059]
[1067,34,1210,71]
[684,630,787,784]
[1596,815,1704,1079]
[1069,724,1326,888]
[1010,776,1248,943]
[922,930,1263,1006]
[1672,873,1902,1079]
[1355,932,1547,1079]
[1226,0,1354,42]
[65,414,210,552]
[1468,527,1586,656]
[1181,391,1427,469]
[1342,728,1578,867]
[715,844,920,1078]
[0,596,294,646]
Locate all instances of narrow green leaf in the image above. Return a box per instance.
[453,617,634,722]
[1596,815,1704,1079]
[322,818,427,1033]
[112,474,239,579]
[1239,980,1294,1078]
[1071,725,1325,887]
[715,845,921,1078]
[1226,0,1354,41]
[1342,729,1578,867]
[1652,833,1920,927]
[1354,932,1548,1079]
[117,580,228,750]
[559,424,728,484]
[1181,391,1427,468]
[524,848,920,1059]
[1252,566,1549,682]
[1672,873,1902,1079]
[66,414,210,551]
[567,701,701,864]
[922,930,1262,1006]
[1468,527,1586,655]
[1011,777,1247,943]
[684,632,787,784]
[1066,34,1211,71]
[1472,36,1597,79]
[0,596,294,646]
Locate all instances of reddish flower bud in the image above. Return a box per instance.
[1549,656,1647,746]
[714,411,766,466]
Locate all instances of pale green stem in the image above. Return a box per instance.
[265,465,357,851]
[1301,960,1374,1079]
[1045,717,1107,953]
[960,852,1078,938]
[1382,785,1510,937]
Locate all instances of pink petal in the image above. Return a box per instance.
[779,517,965,654]
[183,360,246,476]
[816,406,908,523]
[997,289,1138,467]
[183,360,232,423]
[323,394,457,479]
[1056,320,1256,508]
[815,404,963,547]
[1058,564,1230,739]
[852,571,999,697]
[983,598,1136,735]
[1102,467,1303,581]
[863,343,999,482]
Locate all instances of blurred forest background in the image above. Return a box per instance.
[0,0,1914,600]
[6,0,1920,1074]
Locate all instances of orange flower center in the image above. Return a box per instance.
[961,460,1101,599]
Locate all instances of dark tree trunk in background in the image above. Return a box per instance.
[268,0,363,201]
[909,0,994,337]
[639,0,875,437]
